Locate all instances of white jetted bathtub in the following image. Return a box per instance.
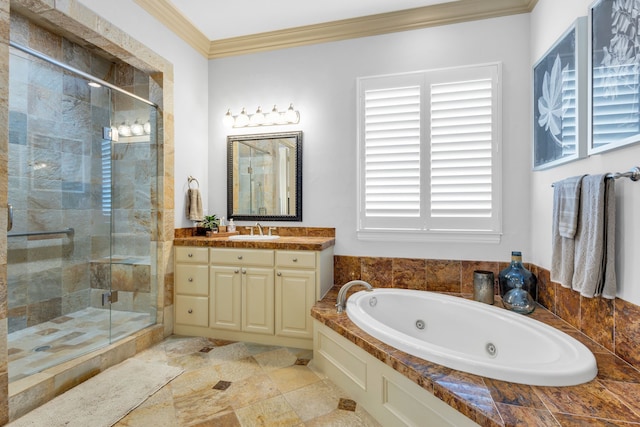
[346,288,597,386]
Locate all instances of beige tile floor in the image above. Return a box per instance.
[115,336,381,426]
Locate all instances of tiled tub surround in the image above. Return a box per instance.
[327,255,640,426]
[335,256,640,369]
[312,288,640,426]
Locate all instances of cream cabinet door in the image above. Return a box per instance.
[210,265,242,331]
[242,267,275,335]
[275,269,316,339]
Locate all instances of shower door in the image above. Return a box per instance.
[6,46,157,382]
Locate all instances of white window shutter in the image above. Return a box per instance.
[364,86,421,218]
[429,77,494,229]
[357,64,501,239]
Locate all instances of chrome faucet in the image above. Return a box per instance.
[336,280,374,313]
[256,222,264,236]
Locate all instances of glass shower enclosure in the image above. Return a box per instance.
[6,44,158,382]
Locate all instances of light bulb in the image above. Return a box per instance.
[143,121,151,135]
[130,119,144,136]
[117,122,131,137]
[250,106,265,126]
[235,108,250,127]
[222,109,235,127]
[285,103,299,123]
[266,105,280,124]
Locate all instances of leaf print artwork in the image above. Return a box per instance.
[537,54,568,146]
[599,0,640,98]
[589,0,640,152]
[533,18,582,169]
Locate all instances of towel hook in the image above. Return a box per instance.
[187,176,199,189]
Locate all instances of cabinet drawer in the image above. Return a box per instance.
[175,264,209,295]
[175,295,208,327]
[175,246,208,263]
[210,248,274,267]
[276,251,316,269]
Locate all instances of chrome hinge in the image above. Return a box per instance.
[102,291,119,306]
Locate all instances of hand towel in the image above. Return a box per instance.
[571,175,616,298]
[187,188,203,221]
[554,175,584,238]
[550,176,585,288]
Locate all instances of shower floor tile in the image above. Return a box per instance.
[8,307,152,382]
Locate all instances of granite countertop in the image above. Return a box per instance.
[311,287,640,426]
[174,235,335,251]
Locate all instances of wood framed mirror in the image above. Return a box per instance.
[227,131,302,221]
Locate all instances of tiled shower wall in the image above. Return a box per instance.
[7,14,154,331]
[0,0,175,423]
[335,255,640,374]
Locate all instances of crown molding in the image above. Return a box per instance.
[133,0,210,57]
[136,0,538,59]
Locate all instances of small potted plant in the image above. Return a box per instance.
[201,214,219,237]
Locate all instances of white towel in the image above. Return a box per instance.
[187,188,203,221]
[571,175,616,298]
[550,175,584,288]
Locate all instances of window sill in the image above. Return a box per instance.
[356,229,502,244]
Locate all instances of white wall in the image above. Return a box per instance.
[209,14,531,262]
[78,0,210,229]
[531,0,640,304]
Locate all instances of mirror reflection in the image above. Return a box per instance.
[227,131,302,221]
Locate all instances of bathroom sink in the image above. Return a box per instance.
[228,235,280,241]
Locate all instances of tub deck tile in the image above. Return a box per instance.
[311,287,640,427]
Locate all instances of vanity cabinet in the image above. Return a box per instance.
[174,247,209,327]
[174,244,333,349]
[209,248,274,335]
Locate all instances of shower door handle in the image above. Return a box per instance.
[7,204,12,231]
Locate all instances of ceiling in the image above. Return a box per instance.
[169,0,459,41]
[132,0,537,59]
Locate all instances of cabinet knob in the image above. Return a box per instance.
[277,272,282,276]
[292,258,298,262]
[188,277,193,282]
[234,269,240,274]
[242,268,247,274]
[188,253,193,257]
[237,255,243,260]
[188,309,193,314]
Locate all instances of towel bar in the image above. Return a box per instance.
[607,166,640,181]
[551,166,640,187]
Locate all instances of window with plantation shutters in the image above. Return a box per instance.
[101,138,112,216]
[357,64,502,242]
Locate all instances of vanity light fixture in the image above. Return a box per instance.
[223,103,301,128]
[114,118,152,139]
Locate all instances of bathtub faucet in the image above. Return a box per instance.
[336,280,374,313]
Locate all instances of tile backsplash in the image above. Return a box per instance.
[334,255,640,372]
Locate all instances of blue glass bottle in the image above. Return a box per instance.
[502,273,536,314]
[498,251,537,301]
